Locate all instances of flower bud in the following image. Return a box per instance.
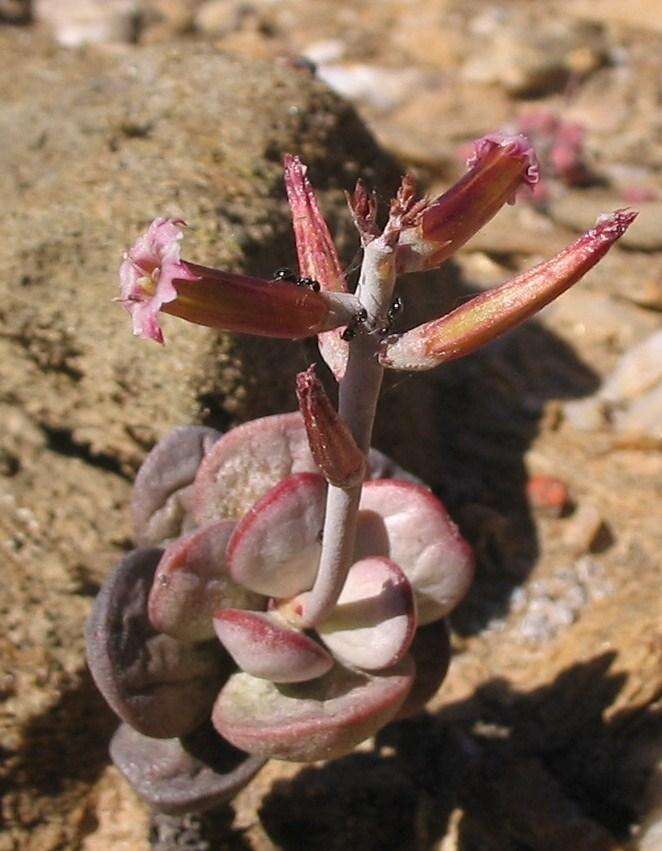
[381,209,637,371]
[119,218,358,344]
[284,154,349,379]
[295,365,366,488]
[396,133,539,273]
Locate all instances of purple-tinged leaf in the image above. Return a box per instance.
[317,557,416,671]
[85,549,229,738]
[148,521,264,643]
[192,412,422,526]
[212,656,415,761]
[132,426,222,547]
[355,481,474,625]
[214,609,333,683]
[226,473,326,597]
[110,721,265,815]
[395,619,450,719]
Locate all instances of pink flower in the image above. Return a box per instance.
[119,218,199,344]
[397,133,539,273]
[118,217,360,344]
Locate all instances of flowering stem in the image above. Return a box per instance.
[300,236,397,627]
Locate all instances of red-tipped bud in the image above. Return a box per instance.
[381,209,637,371]
[284,154,349,378]
[346,179,379,246]
[118,218,358,343]
[396,133,539,273]
[295,365,366,488]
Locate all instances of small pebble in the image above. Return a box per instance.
[526,474,569,517]
[563,503,603,555]
[599,330,662,405]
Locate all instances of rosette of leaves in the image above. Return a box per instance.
[86,414,472,812]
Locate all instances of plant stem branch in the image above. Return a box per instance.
[300,236,397,627]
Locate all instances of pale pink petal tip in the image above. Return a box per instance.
[592,208,638,240]
[467,132,540,190]
[117,217,199,344]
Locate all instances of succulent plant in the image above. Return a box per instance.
[87,134,635,818]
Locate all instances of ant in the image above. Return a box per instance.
[376,297,404,336]
[341,307,368,341]
[272,268,320,292]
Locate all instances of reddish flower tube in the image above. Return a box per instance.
[381,209,637,371]
[397,133,539,273]
[118,218,357,343]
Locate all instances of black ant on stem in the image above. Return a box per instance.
[272,267,321,292]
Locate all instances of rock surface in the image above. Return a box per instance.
[0,29,399,851]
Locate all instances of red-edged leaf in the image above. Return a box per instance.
[148,520,264,643]
[226,473,326,597]
[355,480,474,624]
[192,412,424,526]
[214,609,333,682]
[212,656,414,761]
[317,557,416,671]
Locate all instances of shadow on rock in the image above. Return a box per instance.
[377,262,601,638]
[0,668,117,826]
[258,653,655,850]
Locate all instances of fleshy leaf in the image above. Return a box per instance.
[148,521,264,643]
[110,721,265,815]
[317,557,416,671]
[395,619,450,719]
[192,412,422,525]
[132,426,222,546]
[212,657,414,761]
[85,549,229,738]
[226,473,326,597]
[283,154,349,379]
[354,480,474,625]
[193,412,319,524]
[214,609,333,683]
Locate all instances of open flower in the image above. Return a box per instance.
[119,217,360,344]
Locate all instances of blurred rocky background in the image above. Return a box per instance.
[0,1,660,849]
